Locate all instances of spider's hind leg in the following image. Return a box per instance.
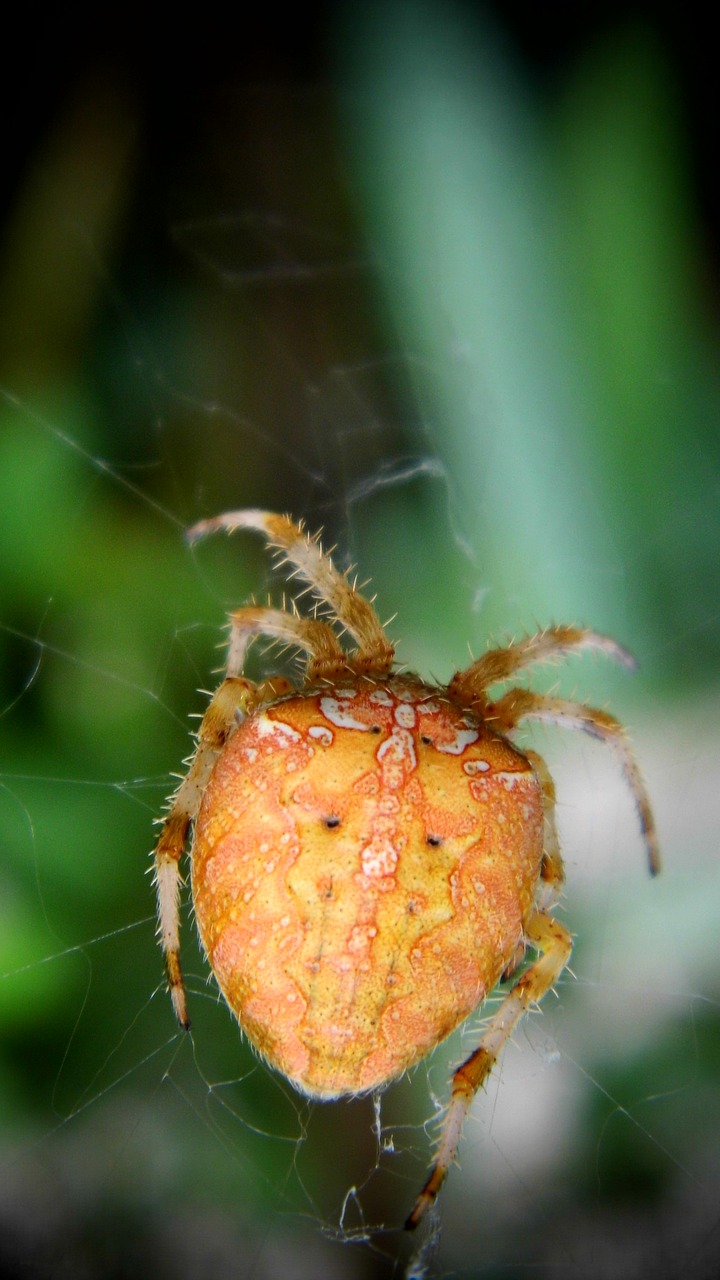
[406,909,572,1230]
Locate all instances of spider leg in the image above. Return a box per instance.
[227,605,348,683]
[490,689,660,876]
[500,750,564,986]
[524,749,564,913]
[153,676,257,1028]
[450,626,635,709]
[188,509,395,675]
[406,909,572,1230]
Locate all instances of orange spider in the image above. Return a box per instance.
[152,510,659,1228]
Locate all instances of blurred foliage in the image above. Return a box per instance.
[1,2,719,1278]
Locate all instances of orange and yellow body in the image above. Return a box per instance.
[192,676,543,1096]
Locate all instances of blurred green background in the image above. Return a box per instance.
[1,2,718,1277]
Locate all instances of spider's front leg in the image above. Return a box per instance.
[226,605,348,684]
[450,630,659,875]
[153,676,257,1028]
[490,688,660,876]
[188,509,395,676]
[406,909,572,1230]
[449,625,635,705]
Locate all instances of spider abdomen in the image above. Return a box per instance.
[191,676,544,1097]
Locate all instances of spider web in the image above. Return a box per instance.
[2,4,720,1279]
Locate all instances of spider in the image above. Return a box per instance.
[152,509,659,1229]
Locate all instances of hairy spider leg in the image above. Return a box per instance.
[490,688,660,876]
[407,907,572,1228]
[154,676,258,1028]
[188,509,395,675]
[449,625,635,708]
[449,631,659,877]
[523,750,564,911]
[226,605,347,682]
